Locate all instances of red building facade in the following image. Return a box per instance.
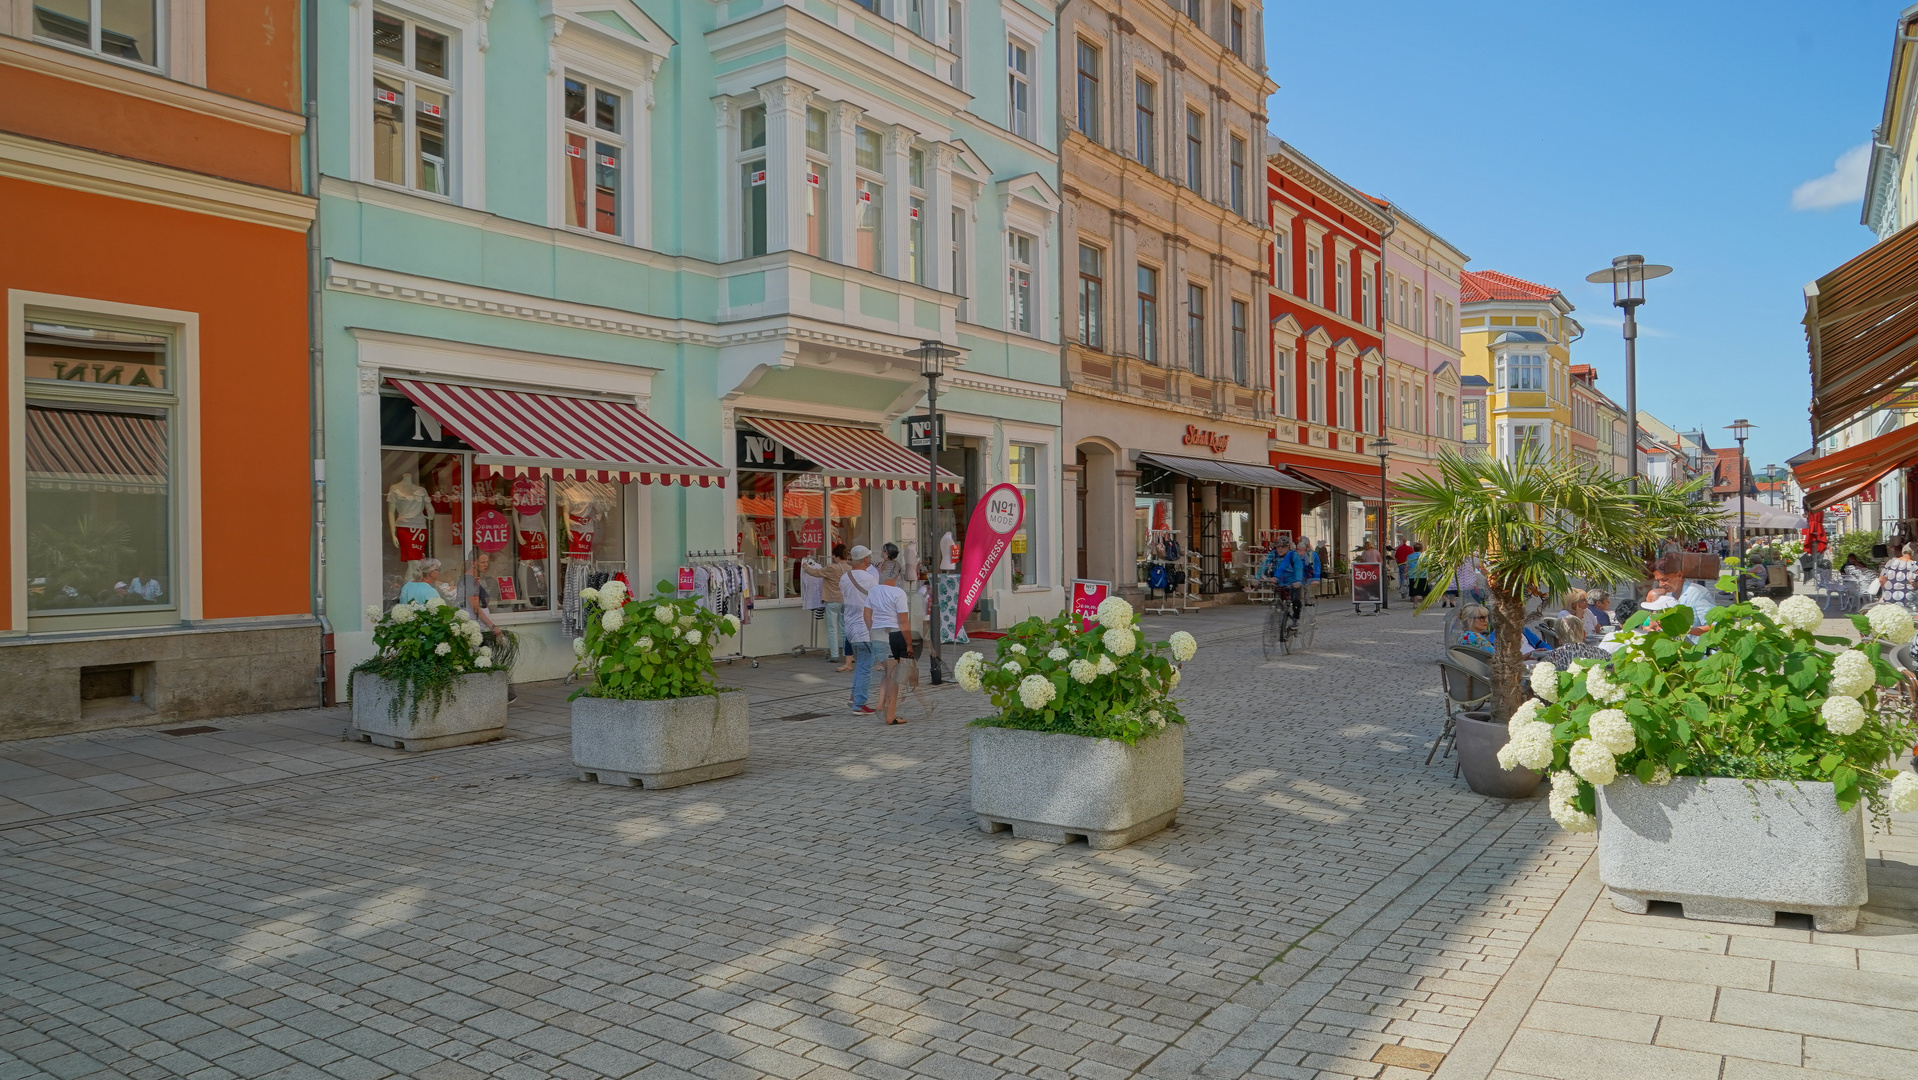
[1264,142,1393,555]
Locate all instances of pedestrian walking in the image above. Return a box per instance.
[841,546,880,714]
[1879,543,1918,609]
[399,558,444,606]
[1406,543,1430,601]
[1394,539,1413,599]
[864,574,912,724]
[802,544,854,671]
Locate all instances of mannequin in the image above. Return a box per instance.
[559,481,609,561]
[387,472,431,561]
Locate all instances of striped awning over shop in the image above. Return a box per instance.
[1284,464,1412,502]
[26,405,167,491]
[741,416,963,491]
[387,378,726,487]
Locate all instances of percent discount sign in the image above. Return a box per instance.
[953,483,1026,629]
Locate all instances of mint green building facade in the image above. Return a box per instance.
[318,0,1064,693]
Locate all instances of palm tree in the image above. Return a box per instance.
[1397,451,1716,721]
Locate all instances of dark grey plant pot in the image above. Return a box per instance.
[1455,711,1544,799]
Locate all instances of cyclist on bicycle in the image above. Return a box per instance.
[1261,537,1308,620]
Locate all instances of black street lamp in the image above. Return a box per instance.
[1726,419,1755,600]
[1373,436,1393,610]
[912,339,958,683]
[1586,255,1672,492]
[1766,463,1779,507]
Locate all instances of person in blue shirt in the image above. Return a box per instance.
[398,558,444,607]
[1262,537,1309,619]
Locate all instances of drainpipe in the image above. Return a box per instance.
[304,0,332,705]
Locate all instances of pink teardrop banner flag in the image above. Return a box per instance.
[953,483,1026,629]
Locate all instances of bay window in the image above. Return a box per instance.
[855,127,884,272]
[739,105,768,257]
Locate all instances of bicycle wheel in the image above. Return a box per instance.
[1295,600,1316,652]
[1264,601,1292,659]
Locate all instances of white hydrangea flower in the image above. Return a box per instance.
[1096,596,1135,630]
[1778,595,1825,632]
[685,629,703,646]
[1584,664,1627,705]
[1008,643,1027,655]
[954,651,985,692]
[580,587,600,604]
[365,605,383,623]
[1530,661,1560,703]
[1821,695,1867,736]
[390,604,416,624]
[1548,772,1597,833]
[1168,668,1182,690]
[1869,602,1917,644]
[1169,631,1198,663]
[1047,647,1069,662]
[1017,673,1057,710]
[572,637,586,658]
[1890,772,1918,814]
[637,636,653,650]
[1645,764,1673,786]
[1569,738,1618,786]
[1830,649,1875,699]
[1103,627,1137,657]
[434,641,452,656]
[474,648,492,669]
[601,607,626,632]
[1589,709,1636,755]
[1146,709,1166,728]
[1749,596,1779,622]
[600,580,628,606]
[1497,719,1556,772]
[455,608,474,622]
[424,595,445,610]
[723,614,741,635]
[1069,659,1098,683]
[670,626,681,639]
[678,615,698,629]
[1510,698,1544,726]
[1096,654,1118,676]
[653,605,674,624]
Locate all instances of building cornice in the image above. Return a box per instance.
[0,131,315,231]
[1269,146,1392,233]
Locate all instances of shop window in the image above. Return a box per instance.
[562,77,625,239]
[1076,40,1102,142]
[1008,231,1034,334]
[1009,444,1042,587]
[1078,243,1104,349]
[1134,76,1156,170]
[372,10,455,197]
[738,470,861,599]
[23,319,174,621]
[739,104,768,257]
[1137,265,1159,364]
[1231,300,1248,387]
[1008,39,1032,139]
[34,0,158,69]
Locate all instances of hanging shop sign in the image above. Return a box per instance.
[1182,425,1230,454]
[1071,579,1111,631]
[954,484,1026,628]
[905,414,946,452]
[472,510,511,553]
[736,428,817,471]
[677,566,697,593]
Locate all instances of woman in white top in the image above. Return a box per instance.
[864,578,912,724]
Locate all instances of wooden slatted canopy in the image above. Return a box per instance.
[1806,222,1918,440]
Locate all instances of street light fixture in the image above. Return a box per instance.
[911,339,959,684]
[1585,255,1673,492]
[1766,464,1779,508]
[1373,436,1393,611]
[1726,419,1755,600]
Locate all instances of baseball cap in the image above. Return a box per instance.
[848,545,872,561]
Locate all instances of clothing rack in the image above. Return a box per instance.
[685,550,758,668]
[1142,528,1187,616]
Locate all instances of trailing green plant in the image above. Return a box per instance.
[568,578,739,701]
[351,597,495,724]
[1501,596,1918,832]
[956,598,1193,745]
[1831,529,1882,569]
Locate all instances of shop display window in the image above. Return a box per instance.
[1009,444,1040,586]
[1134,463,1174,586]
[738,470,860,599]
[1219,484,1254,587]
[23,320,174,617]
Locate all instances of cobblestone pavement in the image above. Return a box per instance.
[0,601,1910,1080]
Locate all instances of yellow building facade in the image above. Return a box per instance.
[1457,270,1581,462]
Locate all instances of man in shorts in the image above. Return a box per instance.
[864,573,913,724]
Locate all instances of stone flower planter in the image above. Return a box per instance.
[1598,776,1868,932]
[351,670,509,751]
[970,725,1183,849]
[1455,712,1543,799]
[571,689,748,789]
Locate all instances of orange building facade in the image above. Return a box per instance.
[1,4,317,735]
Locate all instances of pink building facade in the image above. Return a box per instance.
[1372,200,1468,496]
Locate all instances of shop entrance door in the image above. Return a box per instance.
[1075,449,1088,580]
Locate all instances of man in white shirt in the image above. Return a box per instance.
[864,576,912,724]
[841,547,879,714]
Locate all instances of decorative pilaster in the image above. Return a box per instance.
[758,79,813,254]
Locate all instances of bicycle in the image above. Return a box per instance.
[1263,583,1316,659]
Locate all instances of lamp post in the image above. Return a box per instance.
[912,339,958,683]
[1373,436,1393,610]
[1585,255,1673,492]
[1766,464,1779,507]
[1726,419,1754,600]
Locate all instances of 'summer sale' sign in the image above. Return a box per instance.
[953,484,1025,628]
[1071,580,1111,631]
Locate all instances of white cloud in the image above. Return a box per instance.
[1792,143,1872,211]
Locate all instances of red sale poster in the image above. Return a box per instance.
[496,576,517,602]
[472,510,511,553]
[1071,579,1111,631]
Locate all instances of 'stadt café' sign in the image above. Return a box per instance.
[1182,425,1229,454]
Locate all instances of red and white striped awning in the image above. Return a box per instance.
[388,378,726,487]
[743,416,962,491]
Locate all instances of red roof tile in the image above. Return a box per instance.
[1460,270,1560,304]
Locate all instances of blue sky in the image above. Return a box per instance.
[1262,0,1900,474]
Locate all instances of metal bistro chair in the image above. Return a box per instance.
[1814,568,1844,609]
[1431,646,1494,765]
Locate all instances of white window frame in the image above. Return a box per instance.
[9,290,203,633]
[1360,372,1374,434]
[1273,229,1289,292]
[545,8,669,249]
[1008,440,1047,588]
[1007,229,1035,335]
[1359,272,1372,328]
[946,0,965,88]
[352,1,484,208]
[1334,259,1348,317]
[1307,357,1324,424]
[556,73,631,244]
[1306,245,1322,307]
[1274,346,1293,417]
[951,202,972,321]
[1227,131,1246,214]
[1007,36,1033,140]
[854,124,887,273]
[1336,366,1351,429]
[28,0,170,73]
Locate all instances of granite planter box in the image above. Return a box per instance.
[571,689,748,789]
[1456,712,1544,799]
[1598,776,1868,932]
[351,670,509,751]
[970,725,1183,849]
